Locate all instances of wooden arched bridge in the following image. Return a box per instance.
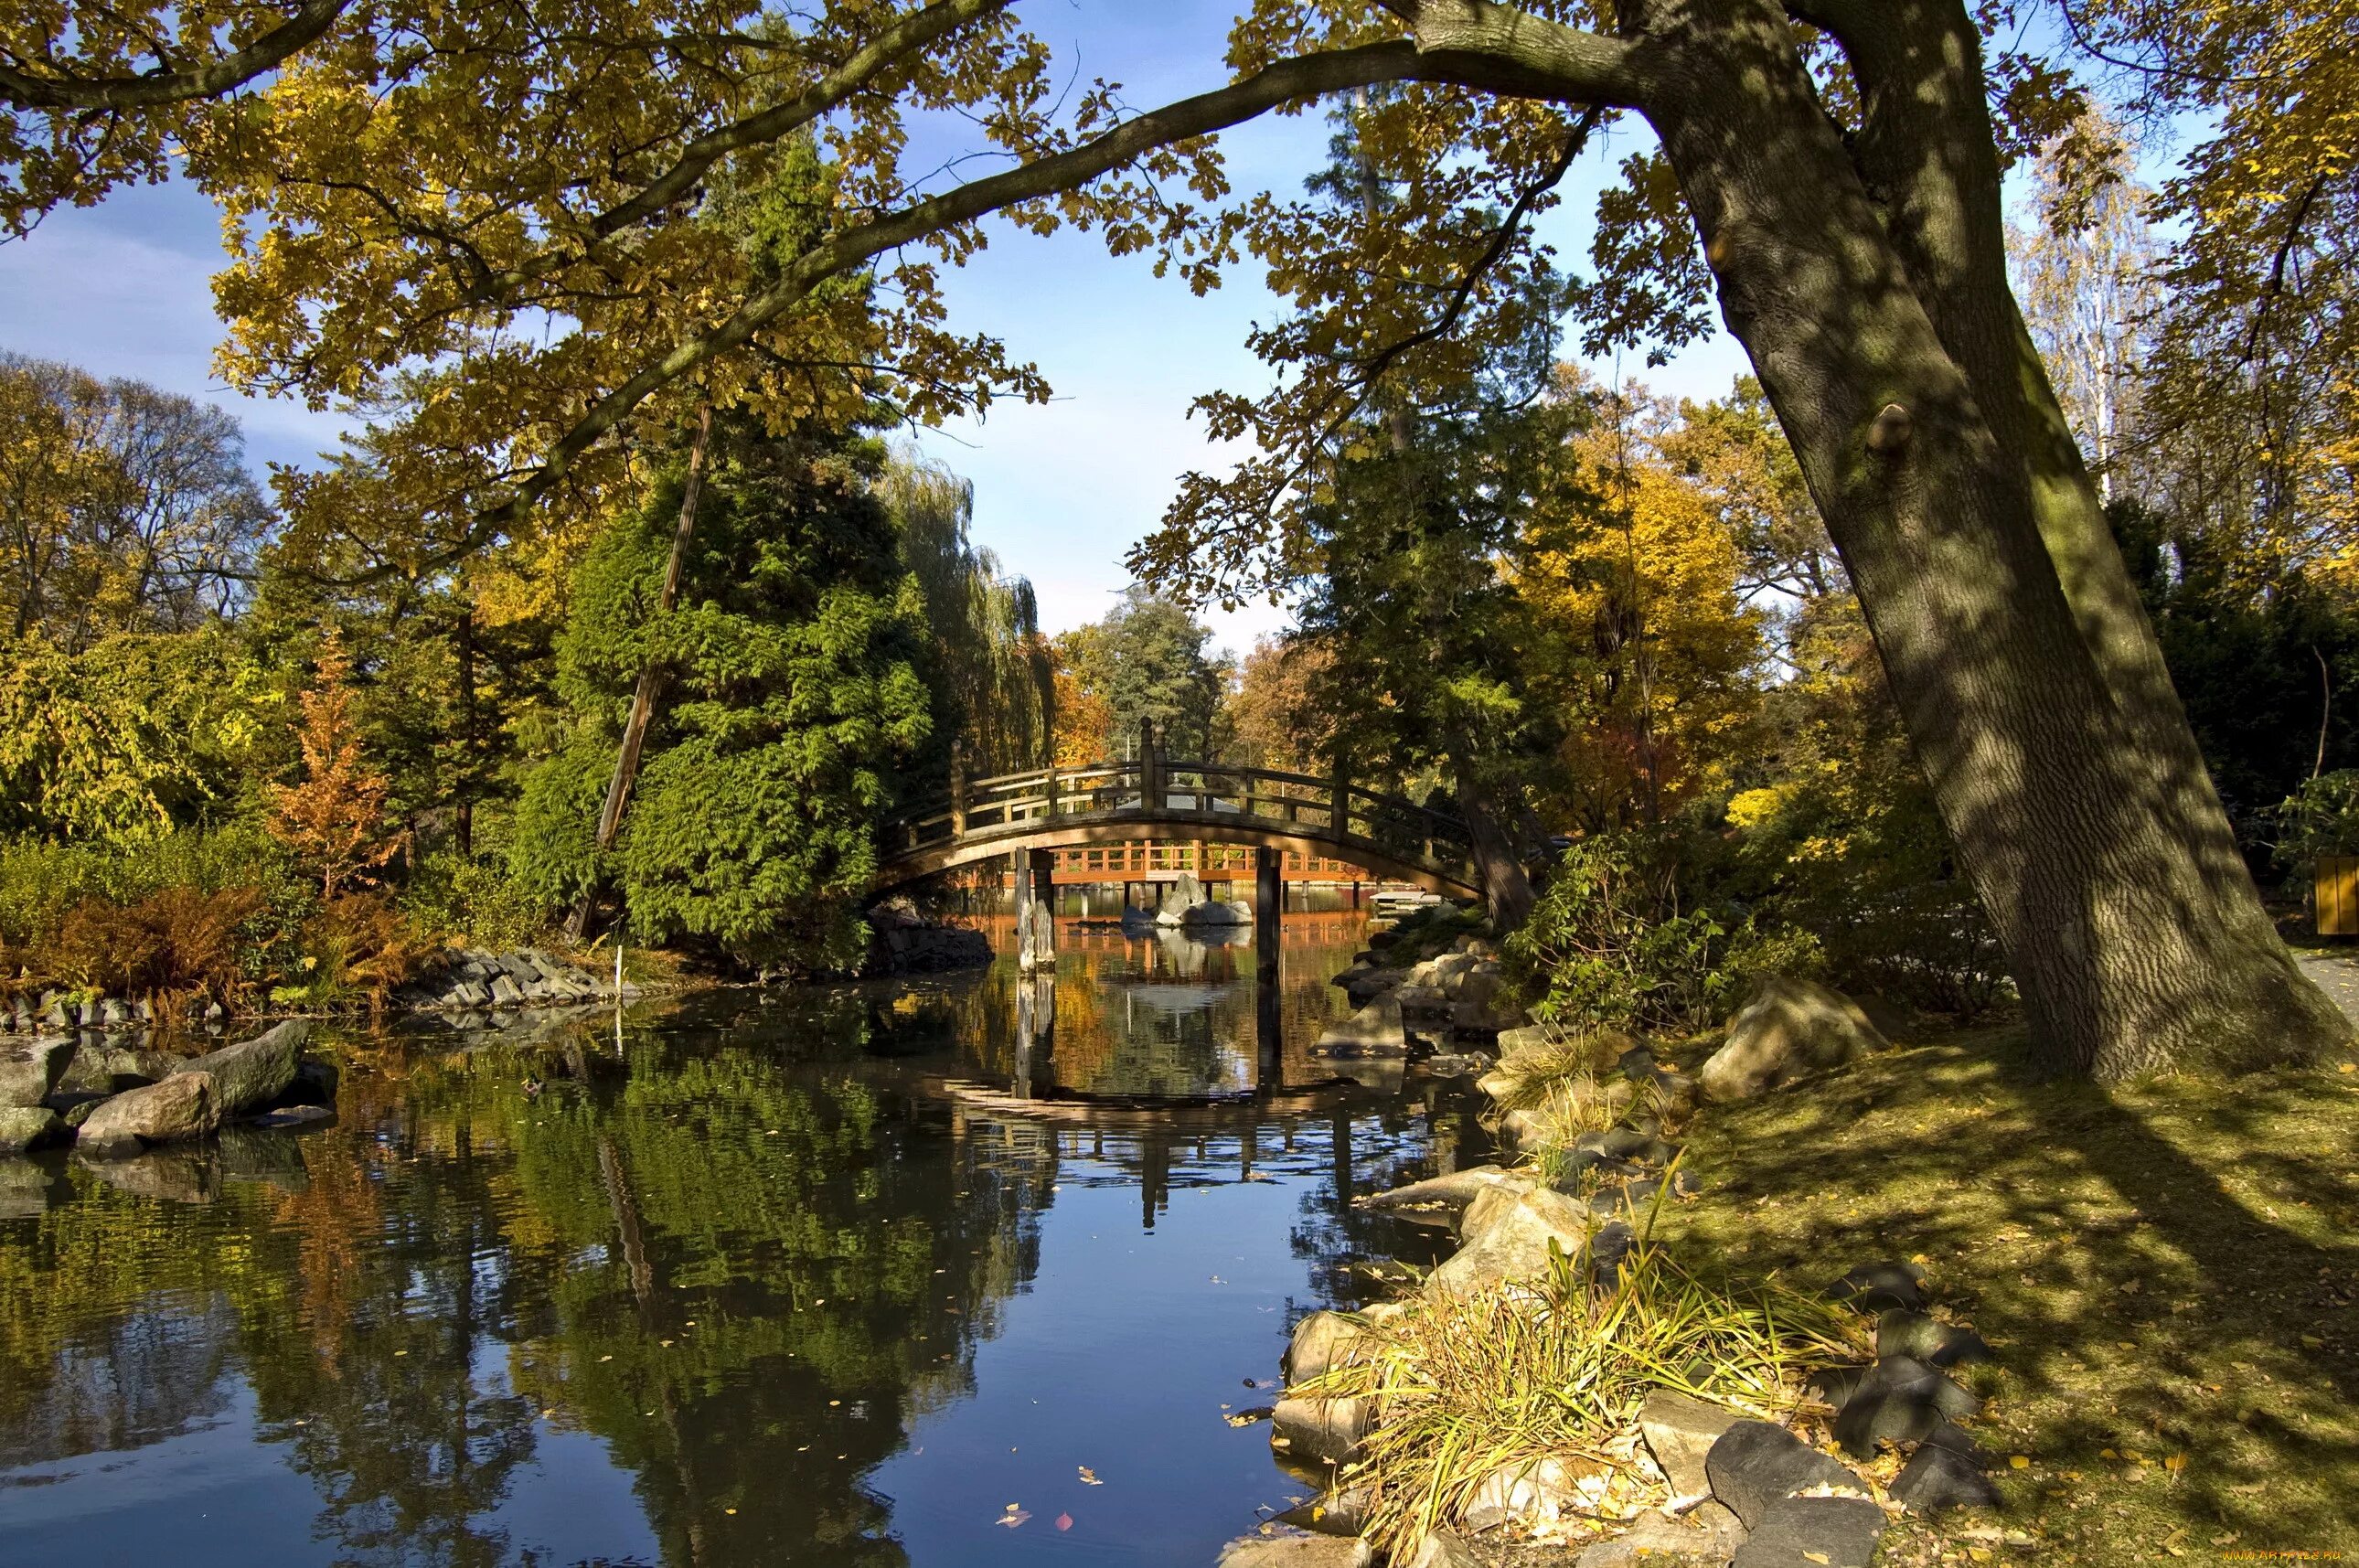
[872,741,1481,900]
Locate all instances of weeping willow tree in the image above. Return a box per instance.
[881,453,1053,775]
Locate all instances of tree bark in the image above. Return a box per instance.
[1452,759,1537,931]
[565,403,714,941]
[1632,0,2348,1075]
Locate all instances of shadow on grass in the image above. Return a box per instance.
[1663,1029,2359,1563]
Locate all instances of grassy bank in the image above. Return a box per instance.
[1656,1027,2359,1564]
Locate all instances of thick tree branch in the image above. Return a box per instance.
[430,32,1639,572]
[0,0,349,110]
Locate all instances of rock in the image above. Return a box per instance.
[246,1103,336,1130]
[275,1057,340,1110]
[0,1105,67,1153]
[1181,899,1254,926]
[1641,1390,1744,1499]
[1403,1529,1482,1568]
[1831,1354,1979,1456]
[1340,967,1404,1006]
[1316,996,1407,1055]
[1285,1307,1397,1383]
[59,1040,170,1094]
[62,1098,102,1129]
[1269,1394,1375,1467]
[80,1144,219,1203]
[1699,977,1890,1103]
[0,1038,74,1106]
[1704,1422,1869,1530]
[1462,1456,1601,1529]
[1356,1165,1532,1223]
[1214,1534,1369,1568]
[170,1019,309,1117]
[1576,1504,1748,1568]
[1586,1221,1638,1290]
[1891,1440,2001,1514]
[1426,1186,1594,1296]
[75,1072,219,1157]
[1730,1494,1886,1568]
[1876,1309,1994,1368]
[98,997,133,1029]
[1804,1363,1870,1409]
[1450,995,1523,1036]
[452,979,493,1008]
[1421,1053,1483,1078]
[489,973,526,1006]
[1831,1261,1928,1313]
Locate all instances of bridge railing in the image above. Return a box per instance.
[881,755,1477,880]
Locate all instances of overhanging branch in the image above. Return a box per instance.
[0,0,351,110]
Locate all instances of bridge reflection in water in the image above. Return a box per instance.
[888,914,1482,1237]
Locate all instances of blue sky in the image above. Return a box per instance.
[0,0,1755,654]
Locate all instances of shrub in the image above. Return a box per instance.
[2268,769,2359,884]
[271,893,434,1013]
[400,847,555,951]
[1509,831,1814,1033]
[46,886,264,1005]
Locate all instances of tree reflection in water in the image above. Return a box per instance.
[0,921,1489,1567]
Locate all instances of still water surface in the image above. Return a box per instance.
[0,918,1489,1567]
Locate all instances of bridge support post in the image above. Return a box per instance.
[1254,845,1281,1090]
[1018,848,1056,972]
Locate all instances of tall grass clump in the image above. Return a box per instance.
[1480,1023,1670,1149]
[1300,1230,1863,1551]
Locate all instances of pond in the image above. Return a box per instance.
[0,915,1491,1567]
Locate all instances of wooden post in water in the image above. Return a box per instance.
[1254,845,1282,1091]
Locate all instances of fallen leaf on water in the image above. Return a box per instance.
[1078,1467,1103,1486]
[996,1510,1030,1529]
[1056,1514,1073,1531]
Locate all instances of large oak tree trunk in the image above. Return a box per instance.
[1636,0,2349,1076]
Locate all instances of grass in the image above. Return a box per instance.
[1481,1024,1674,1159]
[1654,1025,2359,1566]
[1299,1228,1866,1552]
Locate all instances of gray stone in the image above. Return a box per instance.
[76,1072,219,1157]
[1705,1422,1869,1530]
[1832,1261,1928,1314]
[1805,1363,1871,1409]
[170,1019,309,1117]
[245,1103,335,1130]
[1403,1529,1482,1568]
[451,979,493,1008]
[1729,1494,1886,1568]
[59,1040,170,1094]
[1576,1504,1747,1568]
[1315,995,1407,1055]
[1642,1390,1744,1499]
[488,973,526,1006]
[1461,1456,1599,1529]
[1700,977,1889,1103]
[1269,1394,1374,1467]
[1891,1440,2001,1514]
[1284,1306,1399,1384]
[1426,1186,1594,1296]
[0,1105,66,1153]
[1356,1165,1532,1223]
[1342,967,1405,1007]
[0,1038,74,1106]
[1876,1309,1993,1368]
[1213,1534,1368,1568]
[1831,1355,1980,1456]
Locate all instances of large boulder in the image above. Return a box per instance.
[1425,1186,1594,1296]
[0,1038,74,1107]
[1731,1494,1887,1568]
[0,1105,67,1153]
[1154,871,1209,926]
[1316,995,1407,1056]
[76,1072,220,1157]
[1700,978,1889,1103]
[59,1040,171,1095]
[1214,1535,1368,1568]
[1182,899,1254,926]
[1284,1306,1400,1384]
[1640,1390,1744,1499]
[1269,1393,1376,1467]
[1575,1504,1747,1568]
[1704,1421,1871,1530]
[170,1019,310,1118]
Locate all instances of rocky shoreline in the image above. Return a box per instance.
[2,1018,338,1164]
[1222,933,2008,1568]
